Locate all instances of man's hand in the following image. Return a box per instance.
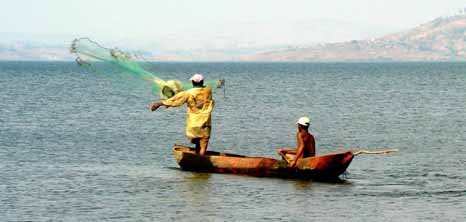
[216,79,225,88]
[289,159,297,168]
[149,102,163,112]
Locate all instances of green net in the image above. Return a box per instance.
[70,38,224,99]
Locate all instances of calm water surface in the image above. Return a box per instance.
[1,62,465,221]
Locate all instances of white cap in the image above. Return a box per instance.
[296,117,310,126]
[190,73,204,83]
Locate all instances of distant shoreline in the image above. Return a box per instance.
[1,60,465,64]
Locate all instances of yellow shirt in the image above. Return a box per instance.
[162,87,214,139]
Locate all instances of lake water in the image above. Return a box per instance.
[1,62,465,221]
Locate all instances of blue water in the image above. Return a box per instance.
[1,62,465,221]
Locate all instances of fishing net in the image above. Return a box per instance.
[70,38,224,99]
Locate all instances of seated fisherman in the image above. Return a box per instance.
[277,117,316,167]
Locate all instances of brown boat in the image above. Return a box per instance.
[173,145,355,179]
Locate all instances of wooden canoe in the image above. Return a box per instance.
[173,145,354,179]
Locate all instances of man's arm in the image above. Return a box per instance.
[309,134,316,157]
[290,134,305,167]
[149,91,189,112]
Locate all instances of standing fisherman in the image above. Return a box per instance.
[150,74,214,155]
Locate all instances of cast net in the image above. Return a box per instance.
[70,37,224,99]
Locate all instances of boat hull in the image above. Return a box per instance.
[173,145,354,179]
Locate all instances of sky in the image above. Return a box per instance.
[0,0,464,49]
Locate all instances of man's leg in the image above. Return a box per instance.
[277,148,296,163]
[277,148,296,156]
[191,138,201,154]
[199,137,209,155]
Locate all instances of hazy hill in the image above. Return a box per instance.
[244,14,466,61]
[1,14,465,62]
